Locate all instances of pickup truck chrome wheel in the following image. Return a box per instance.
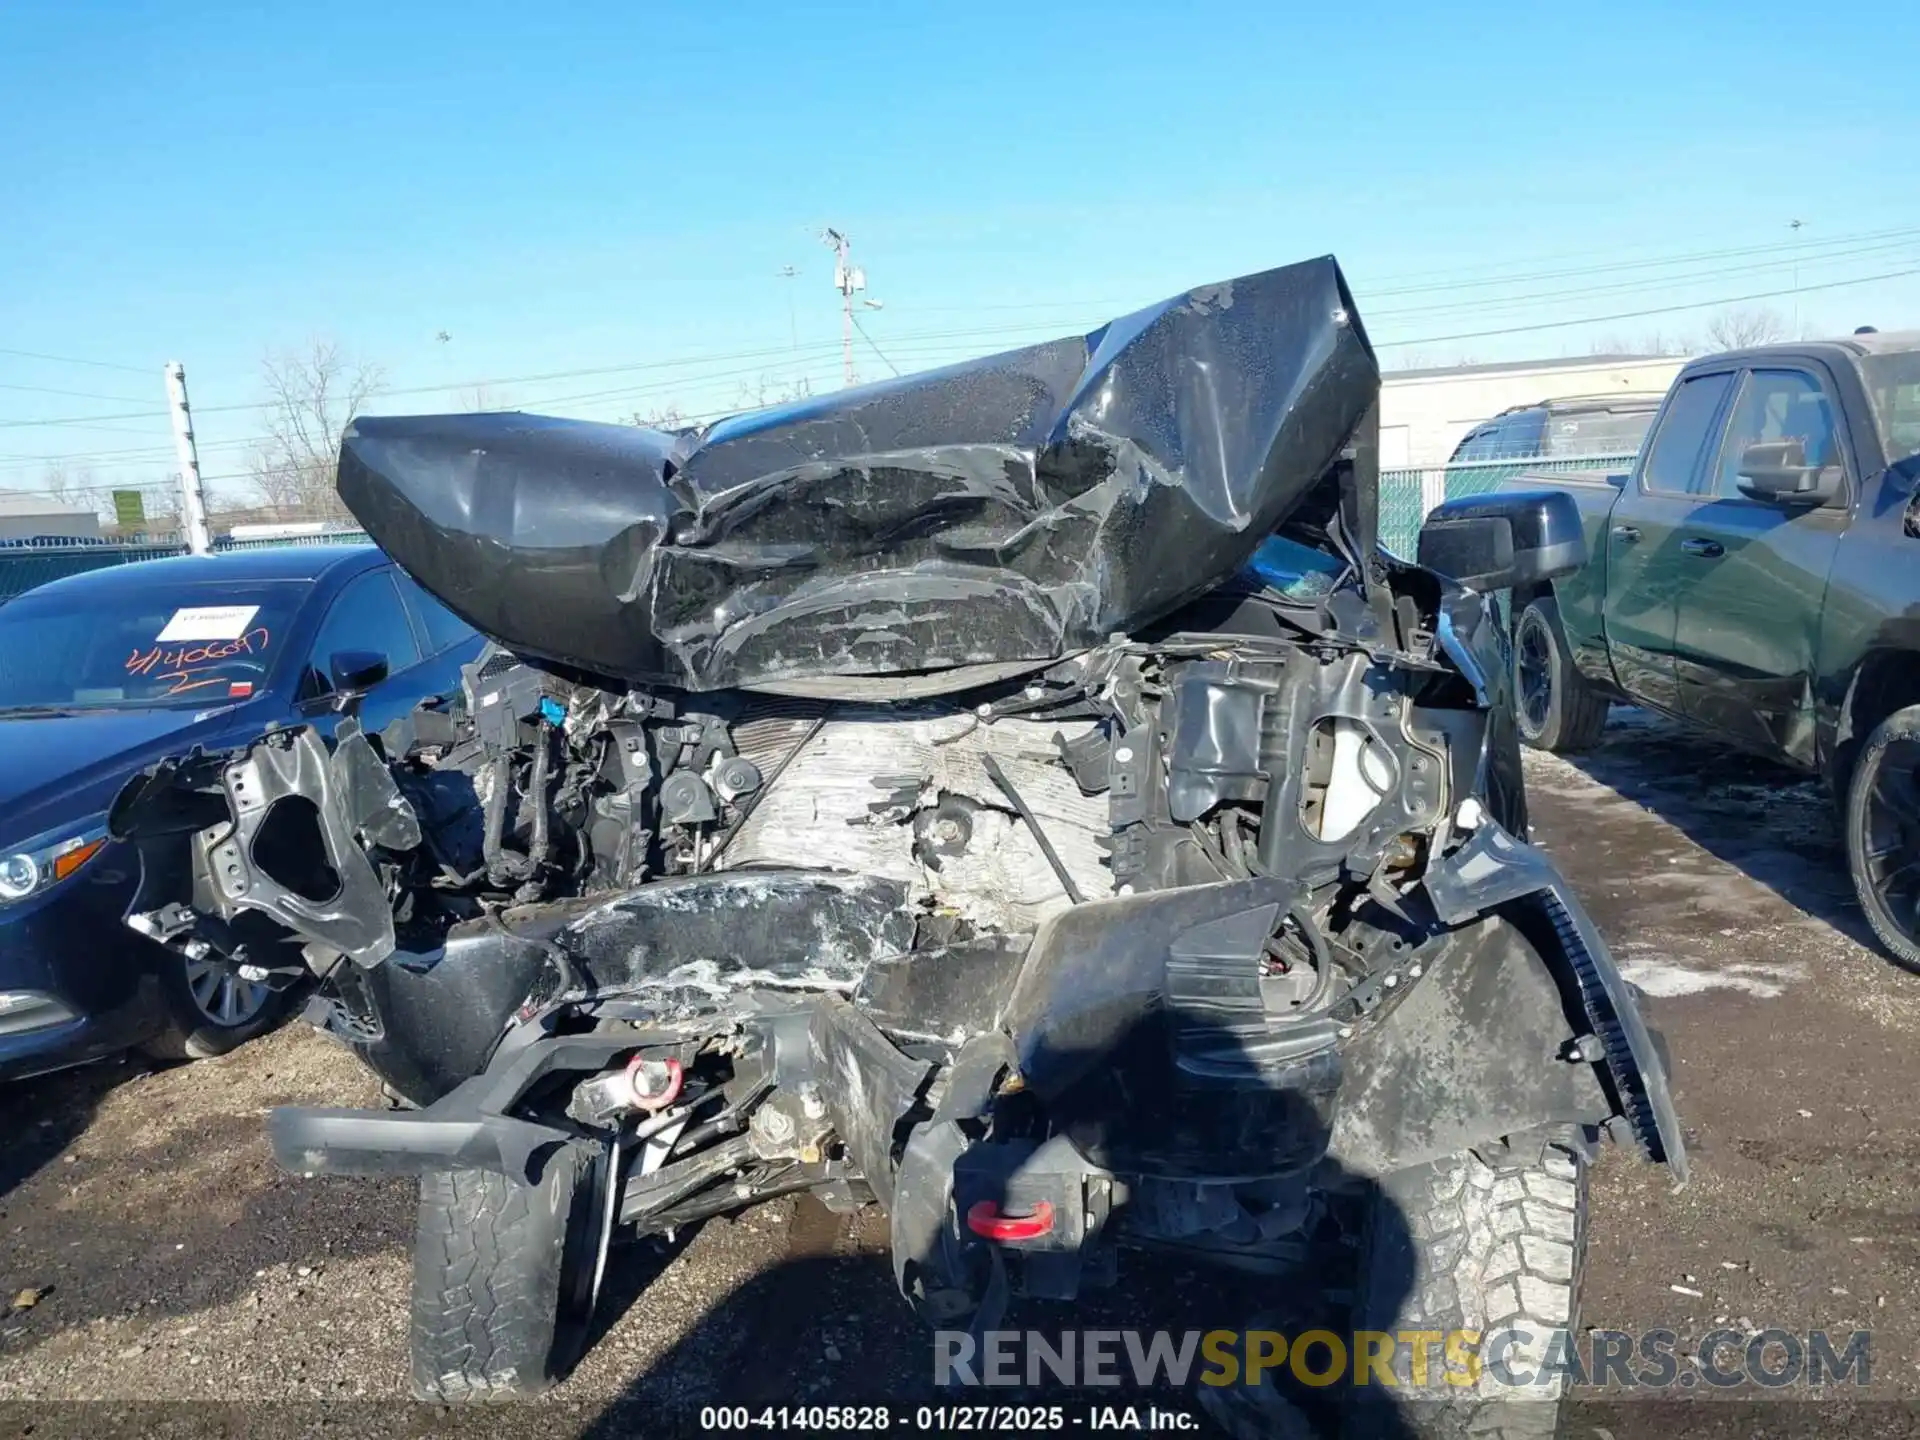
[1848,704,1920,973]
[1512,598,1608,754]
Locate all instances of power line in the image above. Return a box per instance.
[1366,237,1920,320]
[0,332,874,430]
[0,407,172,431]
[8,261,1915,495]
[466,346,860,411]
[0,441,177,465]
[0,433,252,465]
[7,231,1909,434]
[0,345,150,375]
[552,263,1920,400]
[1359,223,1920,297]
[851,313,901,377]
[0,380,157,403]
[526,343,896,412]
[1354,221,1920,291]
[877,223,1920,316]
[1374,264,1920,348]
[7,228,1920,453]
[0,434,256,476]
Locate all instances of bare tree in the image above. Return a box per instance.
[629,375,813,433]
[734,373,814,410]
[143,474,182,525]
[1591,330,1694,358]
[462,384,520,413]
[38,460,95,505]
[248,341,385,520]
[631,403,690,430]
[93,471,183,537]
[29,460,128,531]
[1703,307,1786,352]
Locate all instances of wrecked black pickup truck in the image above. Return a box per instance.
[110,257,1682,1435]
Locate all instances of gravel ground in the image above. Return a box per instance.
[2,708,1918,1437]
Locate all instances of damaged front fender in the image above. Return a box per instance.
[113,723,413,969]
[1420,820,1687,1183]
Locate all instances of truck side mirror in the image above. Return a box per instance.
[1735,440,1843,506]
[1416,489,1588,593]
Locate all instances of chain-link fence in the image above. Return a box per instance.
[1,477,359,547]
[0,530,370,605]
[1378,452,1637,558]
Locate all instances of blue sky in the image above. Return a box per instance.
[3,0,1918,498]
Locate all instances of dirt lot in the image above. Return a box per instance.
[3,708,1919,1436]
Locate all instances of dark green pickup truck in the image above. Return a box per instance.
[1506,331,1920,968]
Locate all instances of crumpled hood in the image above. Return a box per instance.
[337,254,1378,692]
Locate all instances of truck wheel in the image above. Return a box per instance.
[410,1143,613,1400]
[1345,1140,1588,1439]
[1844,704,1920,974]
[1513,598,1607,753]
[1195,1141,1587,1440]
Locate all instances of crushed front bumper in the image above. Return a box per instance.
[268,833,1685,1199]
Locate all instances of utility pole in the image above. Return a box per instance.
[821,227,868,387]
[163,361,212,554]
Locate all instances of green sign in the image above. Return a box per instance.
[112,489,147,530]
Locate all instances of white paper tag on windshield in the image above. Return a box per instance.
[156,605,260,642]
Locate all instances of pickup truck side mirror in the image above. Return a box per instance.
[1417,489,1588,593]
[1736,440,1843,506]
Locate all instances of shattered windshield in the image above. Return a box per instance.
[1862,351,1920,462]
[0,580,306,713]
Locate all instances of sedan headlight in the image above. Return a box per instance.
[0,823,109,906]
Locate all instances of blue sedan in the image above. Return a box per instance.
[0,544,482,1081]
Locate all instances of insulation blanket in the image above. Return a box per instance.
[336,255,1377,691]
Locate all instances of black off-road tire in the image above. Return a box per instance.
[1347,1140,1588,1439]
[410,1145,609,1401]
[1845,703,1920,974]
[1513,598,1608,754]
[1195,1140,1587,1440]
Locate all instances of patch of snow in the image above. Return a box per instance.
[1617,955,1804,999]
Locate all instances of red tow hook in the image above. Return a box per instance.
[966,1199,1055,1242]
[626,1055,684,1112]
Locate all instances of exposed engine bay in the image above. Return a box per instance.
[107,255,1684,1416]
[115,573,1676,1283]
